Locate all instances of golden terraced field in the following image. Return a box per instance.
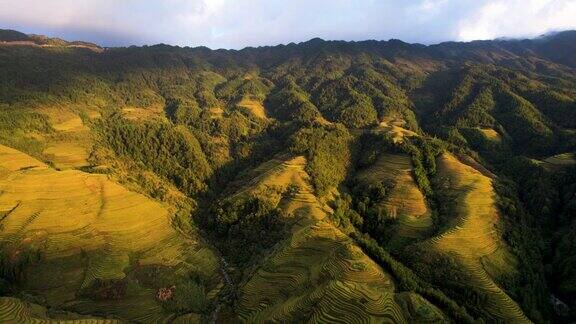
[0,144,221,322]
[427,153,529,323]
[40,109,92,170]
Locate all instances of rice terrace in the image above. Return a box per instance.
[1,1,576,323]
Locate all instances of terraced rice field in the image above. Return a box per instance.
[43,142,89,169]
[67,289,174,323]
[239,156,328,217]
[432,153,503,257]
[237,220,408,323]
[80,249,130,289]
[231,155,446,323]
[356,153,433,240]
[0,144,221,321]
[0,297,117,323]
[376,117,417,143]
[236,96,267,119]
[52,115,84,132]
[394,292,447,323]
[428,153,529,323]
[40,110,92,170]
[39,109,86,132]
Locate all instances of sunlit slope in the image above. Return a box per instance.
[356,153,433,240]
[477,128,502,142]
[428,153,529,323]
[0,145,221,322]
[236,96,268,120]
[376,117,417,143]
[41,109,92,170]
[231,156,446,323]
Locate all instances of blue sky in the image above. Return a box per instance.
[1,0,575,49]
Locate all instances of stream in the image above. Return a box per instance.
[210,255,234,324]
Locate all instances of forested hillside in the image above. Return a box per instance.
[0,29,575,323]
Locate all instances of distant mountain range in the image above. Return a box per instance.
[0,29,102,51]
[1,28,576,66]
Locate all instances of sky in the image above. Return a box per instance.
[1,0,575,49]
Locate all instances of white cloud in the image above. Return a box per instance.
[0,0,575,48]
[457,0,576,41]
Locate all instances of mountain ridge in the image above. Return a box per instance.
[2,28,575,62]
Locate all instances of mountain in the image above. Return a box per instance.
[0,29,575,323]
[0,29,102,51]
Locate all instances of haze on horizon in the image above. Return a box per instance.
[1,0,576,49]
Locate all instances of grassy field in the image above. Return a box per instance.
[427,153,529,323]
[226,155,446,323]
[37,109,92,170]
[43,141,90,170]
[0,144,222,322]
[51,114,84,132]
[208,106,224,119]
[356,153,433,240]
[236,96,268,119]
[121,105,166,121]
[477,128,502,142]
[376,117,417,143]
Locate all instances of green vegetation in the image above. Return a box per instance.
[1,28,576,322]
[0,105,52,157]
[208,196,287,264]
[352,233,475,323]
[95,113,212,196]
[288,125,352,196]
[266,78,322,123]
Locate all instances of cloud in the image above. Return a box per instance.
[0,0,575,48]
[457,0,576,41]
